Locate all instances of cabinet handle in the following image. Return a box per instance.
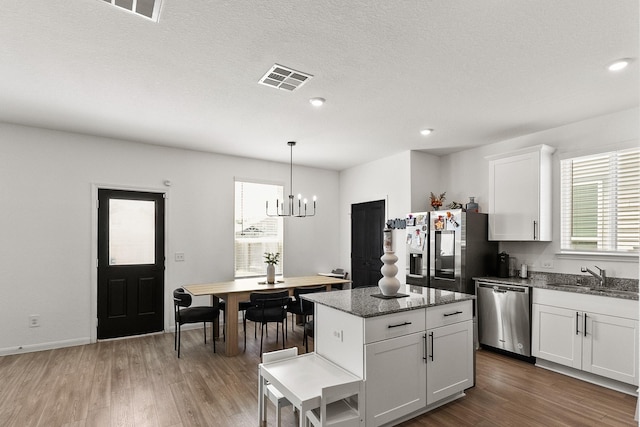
[443,311,463,317]
[533,221,538,240]
[422,333,427,362]
[575,312,579,335]
[428,332,435,361]
[388,321,412,329]
[584,313,588,337]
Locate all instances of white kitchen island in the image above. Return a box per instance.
[303,285,475,427]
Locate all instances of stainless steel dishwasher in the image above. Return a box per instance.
[476,281,531,357]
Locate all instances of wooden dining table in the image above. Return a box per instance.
[182,275,351,356]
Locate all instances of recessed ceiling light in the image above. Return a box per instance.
[607,58,632,72]
[420,129,433,136]
[309,97,326,107]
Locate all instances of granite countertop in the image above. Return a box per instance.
[474,275,639,301]
[302,284,475,318]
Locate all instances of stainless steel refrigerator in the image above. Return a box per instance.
[405,212,429,286]
[428,209,498,295]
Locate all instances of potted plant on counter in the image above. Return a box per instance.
[264,252,280,284]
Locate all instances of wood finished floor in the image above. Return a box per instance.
[0,322,637,427]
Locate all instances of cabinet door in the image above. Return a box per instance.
[532,304,582,369]
[489,151,540,241]
[583,313,639,385]
[426,320,474,405]
[365,332,427,426]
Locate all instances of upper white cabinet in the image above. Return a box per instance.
[487,144,555,241]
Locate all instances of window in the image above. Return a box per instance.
[560,147,639,254]
[234,181,284,277]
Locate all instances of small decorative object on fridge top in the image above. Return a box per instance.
[429,192,446,210]
[466,197,479,213]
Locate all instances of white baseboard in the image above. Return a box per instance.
[0,338,91,357]
[536,359,638,396]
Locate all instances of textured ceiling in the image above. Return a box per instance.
[0,1,637,170]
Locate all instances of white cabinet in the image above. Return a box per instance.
[583,312,638,384]
[532,304,582,368]
[487,144,555,241]
[315,300,475,426]
[532,289,639,386]
[365,332,427,426]
[426,319,474,404]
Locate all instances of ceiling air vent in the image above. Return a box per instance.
[258,64,313,91]
[102,0,162,22]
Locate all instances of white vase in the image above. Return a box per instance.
[266,264,276,284]
[378,251,401,296]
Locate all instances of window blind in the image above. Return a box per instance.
[234,181,284,277]
[560,147,639,253]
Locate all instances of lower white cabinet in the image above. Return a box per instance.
[532,289,639,386]
[365,332,427,426]
[426,320,474,404]
[315,300,474,426]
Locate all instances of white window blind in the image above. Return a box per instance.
[234,181,284,277]
[560,147,639,254]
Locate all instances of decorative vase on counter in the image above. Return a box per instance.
[378,251,401,296]
[266,264,275,284]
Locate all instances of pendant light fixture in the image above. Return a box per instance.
[266,141,316,217]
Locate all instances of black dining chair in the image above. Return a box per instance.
[244,290,291,355]
[173,288,219,358]
[286,285,326,337]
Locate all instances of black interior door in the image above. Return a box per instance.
[97,189,165,339]
[351,200,385,288]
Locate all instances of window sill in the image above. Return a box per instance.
[557,251,639,262]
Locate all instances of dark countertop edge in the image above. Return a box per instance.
[303,288,476,319]
[473,276,639,301]
[350,294,476,318]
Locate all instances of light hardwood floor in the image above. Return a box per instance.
[0,323,637,426]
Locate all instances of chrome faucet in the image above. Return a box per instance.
[581,266,606,288]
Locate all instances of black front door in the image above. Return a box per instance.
[351,200,385,288]
[97,189,165,339]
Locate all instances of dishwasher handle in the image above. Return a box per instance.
[477,282,528,294]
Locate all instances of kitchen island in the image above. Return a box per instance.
[303,285,476,426]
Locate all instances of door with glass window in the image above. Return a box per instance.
[97,189,165,339]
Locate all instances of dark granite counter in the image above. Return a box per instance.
[302,284,475,318]
[474,274,638,301]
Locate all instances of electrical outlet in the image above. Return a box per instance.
[332,330,343,342]
[175,252,185,262]
[542,260,554,269]
[29,315,40,328]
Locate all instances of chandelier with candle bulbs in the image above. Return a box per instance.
[266,141,316,218]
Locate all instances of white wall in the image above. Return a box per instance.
[339,151,413,283]
[410,151,442,212]
[0,123,340,355]
[440,107,639,279]
[337,108,638,286]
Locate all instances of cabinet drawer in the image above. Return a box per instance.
[364,309,425,344]
[426,301,472,329]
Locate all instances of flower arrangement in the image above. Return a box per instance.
[429,192,446,209]
[264,252,280,265]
